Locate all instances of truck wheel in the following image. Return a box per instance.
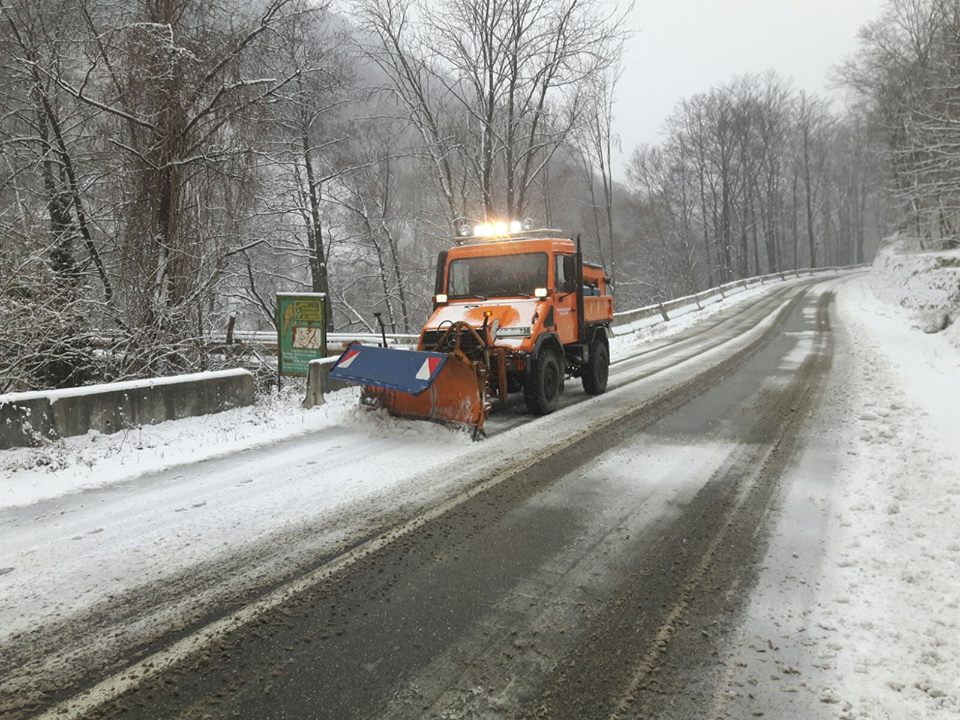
[581,335,609,395]
[524,348,562,415]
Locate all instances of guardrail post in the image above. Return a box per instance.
[658,302,669,322]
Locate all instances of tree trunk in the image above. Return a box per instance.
[792,172,800,270]
[301,131,333,330]
[379,157,410,332]
[855,179,866,264]
[803,125,817,268]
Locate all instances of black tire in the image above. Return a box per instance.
[524,347,563,415]
[581,334,609,395]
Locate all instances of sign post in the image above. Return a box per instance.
[276,292,327,388]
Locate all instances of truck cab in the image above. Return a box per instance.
[420,231,613,415]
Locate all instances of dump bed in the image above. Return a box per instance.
[584,294,613,324]
[582,263,613,324]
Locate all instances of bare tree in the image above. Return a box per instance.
[358,0,630,227]
[796,91,832,267]
[573,56,622,286]
[49,0,308,359]
[332,135,415,332]
[622,70,880,303]
[252,1,351,329]
[840,0,955,243]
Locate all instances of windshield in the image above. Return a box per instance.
[447,252,548,299]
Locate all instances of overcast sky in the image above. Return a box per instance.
[612,0,887,171]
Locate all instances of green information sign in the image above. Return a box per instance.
[276,292,327,377]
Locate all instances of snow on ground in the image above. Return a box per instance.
[870,235,960,326]
[608,277,803,358]
[726,274,959,719]
[819,277,960,717]
[0,394,476,648]
[0,386,363,509]
[0,278,803,511]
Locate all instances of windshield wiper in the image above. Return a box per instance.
[452,293,488,300]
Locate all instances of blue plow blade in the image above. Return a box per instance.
[327,343,448,396]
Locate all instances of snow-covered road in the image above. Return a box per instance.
[718,276,960,719]
[0,277,814,717]
[2,272,957,720]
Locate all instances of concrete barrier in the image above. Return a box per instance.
[0,396,55,449]
[0,369,254,450]
[303,357,353,408]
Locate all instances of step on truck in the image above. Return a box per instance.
[329,224,614,436]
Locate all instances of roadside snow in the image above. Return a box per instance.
[609,278,803,358]
[816,277,960,717]
[870,236,960,319]
[725,275,960,719]
[0,387,359,509]
[946,319,960,351]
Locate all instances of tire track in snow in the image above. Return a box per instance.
[513,292,835,720]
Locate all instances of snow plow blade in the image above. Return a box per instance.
[328,343,486,435]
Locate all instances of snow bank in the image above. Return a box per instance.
[869,235,960,321]
[813,277,960,717]
[945,319,960,351]
[0,386,356,509]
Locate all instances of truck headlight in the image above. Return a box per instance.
[534,287,548,298]
[434,294,448,304]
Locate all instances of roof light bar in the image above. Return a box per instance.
[473,220,524,237]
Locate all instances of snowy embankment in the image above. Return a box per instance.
[608,279,800,358]
[0,387,363,509]
[824,243,960,717]
[725,257,959,718]
[818,276,960,717]
[869,235,960,341]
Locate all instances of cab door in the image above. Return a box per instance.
[553,253,579,345]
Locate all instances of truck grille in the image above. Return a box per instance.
[420,329,443,350]
[422,326,485,359]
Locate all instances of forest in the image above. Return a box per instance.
[1,0,955,392]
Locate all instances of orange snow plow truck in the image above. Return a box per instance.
[328,226,613,437]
